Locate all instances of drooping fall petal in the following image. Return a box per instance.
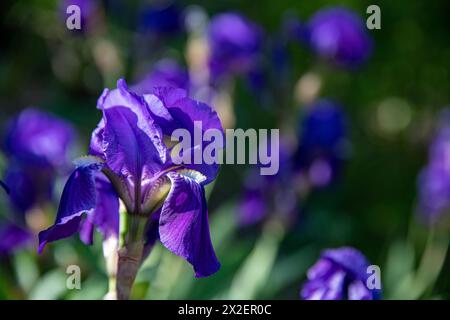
[159,171,220,277]
[38,159,103,252]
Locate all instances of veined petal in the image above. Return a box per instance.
[98,79,167,164]
[89,118,105,158]
[38,159,103,253]
[158,171,220,277]
[103,106,166,189]
[146,87,223,135]
[96,80,167,198]
[97,79,145,113]
[144,88,224,183]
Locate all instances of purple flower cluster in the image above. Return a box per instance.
[301,247,381,300]
[39,80,222,277]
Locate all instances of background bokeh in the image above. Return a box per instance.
[1,0,450,299]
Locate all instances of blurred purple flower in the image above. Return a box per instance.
[208,13,263,80]
[239,185,268,226]
[132,59,190,94]
[301,247,381,300]
[0,223,32,256]
[2,108,76,213]
[306,7,373,68]
[295,99,349,188]
[239,140,298,227]
[39,79,222,277]
[417,109,450,224]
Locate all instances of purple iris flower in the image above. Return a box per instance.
[2,108,76,213]
[208,13,263,80]
[295,99,349,188]
[306,7,373,68]
[301,247,381,300]
[417,109,450,224]
[39,79,222,277]
[132,59,190,94]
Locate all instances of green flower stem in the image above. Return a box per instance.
[116,212,148,300]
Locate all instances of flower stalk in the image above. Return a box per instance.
[116,213,148,300]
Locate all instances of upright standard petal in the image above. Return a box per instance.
[144,87,224,136]
[98,80,167,186]
[144,88,224,182]
[158,171,220,277]
[38,159,103,252]
[103,106,166,191]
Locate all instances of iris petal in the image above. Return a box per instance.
[158,171,220,277]
[103,106,166,190]
[38,159,103,253]
[92,176,120,240]
[144,87,224,183]
[79,175,120,245]
[146,87,223,136]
